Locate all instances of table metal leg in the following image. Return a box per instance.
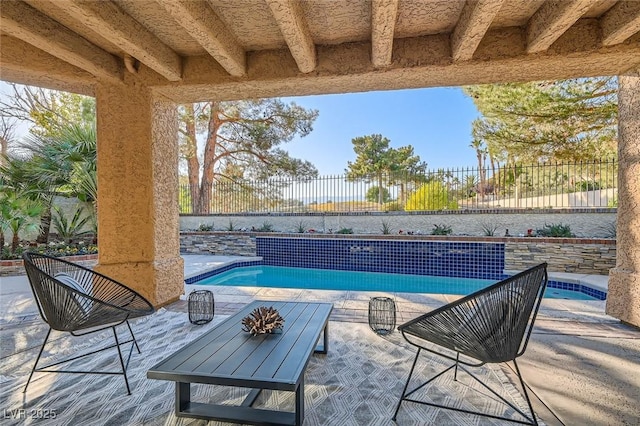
[176,382,190,414]
[295,379,304,426]
[315,322,329,354]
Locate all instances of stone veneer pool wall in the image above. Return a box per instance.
[180,233,616,275]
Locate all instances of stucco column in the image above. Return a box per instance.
[607,71,640,328]
[94,76,183,307]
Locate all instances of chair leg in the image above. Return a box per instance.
[393,348,421,421]
[453,352,460,381]
[513,359,538,426]
[23,327,52,393]
[125,320,141,354]
[394,351,537,425]
[112,327,132,395]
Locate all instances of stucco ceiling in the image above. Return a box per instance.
[1,0,639,102]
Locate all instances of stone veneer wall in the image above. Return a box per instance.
[180,233,257,256]
[0,254,98,277]
[3,235,615,276]
[179,233,616,275]
[505,240,616,274]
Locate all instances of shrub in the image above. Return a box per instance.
[366,186,392,203]
[336,227,353,234]
[380,221,392,235]
[405,181,458,211]
[481,222,498,236]
[198,223,213,231]
[295,220,307,233]
[536,223,574,237]
[431,224,452,235]
[52,205,92,243]
[382,201,404,211]
[256,222,274,232]
[226,220,236,231]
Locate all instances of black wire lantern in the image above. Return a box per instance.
[368,297,396,335]
[188,290,215,325]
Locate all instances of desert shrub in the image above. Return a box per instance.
[481,222,498,236]
[536,223,574,237]
[431,224,452,235]
[405,181,458,211]
[336,227,353,234]
[382,201,404,211]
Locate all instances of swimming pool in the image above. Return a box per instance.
[191,265,603,300]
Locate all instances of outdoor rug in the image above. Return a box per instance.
[0,308,541,425]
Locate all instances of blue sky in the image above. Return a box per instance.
[283,87,481,175]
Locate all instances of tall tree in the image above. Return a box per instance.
[179,99,319,214]
[0,84,95,138]
[465,77,618,163]
[345,134,427,205]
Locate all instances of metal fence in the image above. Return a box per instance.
[179,159,618,214]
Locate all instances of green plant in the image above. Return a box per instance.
[336,227,353,234]
[382,201,404,211]
[295,220,307,233]
[574,180,601,191]
[51,205,92,244]
[608,197,618,208]
[257,222,274,232]
[198,223,213,231]
[226,220,236,231]
[480,222,498,236]
[536,223,574,237]
[431,224,452,235]
[381,221,392,235]
[405,181,458,211]
[366,186,392,203]
[0,191,43,253]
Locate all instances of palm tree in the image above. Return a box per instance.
[8,123,97,243]
[0,188,42,253]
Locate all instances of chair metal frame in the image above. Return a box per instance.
[22,252,155,395]
[393,263,548,425]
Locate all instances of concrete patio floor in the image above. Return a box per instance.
[1,255,638,425]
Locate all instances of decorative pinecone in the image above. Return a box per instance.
[241,306,285,336]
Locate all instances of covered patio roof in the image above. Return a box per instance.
[1,0,640,100]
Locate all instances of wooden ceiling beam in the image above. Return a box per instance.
[526,0,594,53]
[0,1,121,84]
[601,1,640,46]
[452,0,505,61]
[371,0,399,67]
[54,0,182,81]
[266,0,317,73]
[158,0,246,77]
[0,35,96,96]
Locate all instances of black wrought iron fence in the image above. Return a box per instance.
[179,159,618,214]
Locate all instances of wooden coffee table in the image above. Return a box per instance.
[147,300,333,426]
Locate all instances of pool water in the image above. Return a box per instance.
[194,265,599,300]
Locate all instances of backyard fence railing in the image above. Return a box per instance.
[179,159,618,214]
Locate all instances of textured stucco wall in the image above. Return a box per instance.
[607,72,640,327]
[180,210,617,238]
[94,77,183,306]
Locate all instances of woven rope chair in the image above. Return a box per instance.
[393,263,548,425]
[22,252,155,395]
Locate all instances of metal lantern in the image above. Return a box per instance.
[368,297,396,335]
[188,290,215,325]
